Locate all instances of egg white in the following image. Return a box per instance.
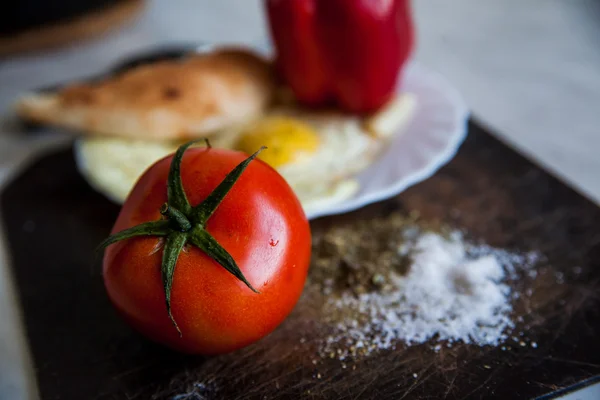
[75,138,178,203]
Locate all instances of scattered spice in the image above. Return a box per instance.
[310,213,420,297]
[307,213,539,360]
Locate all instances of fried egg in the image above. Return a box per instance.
[76,93,416,214]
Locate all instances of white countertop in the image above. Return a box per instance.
[1,1,599,399]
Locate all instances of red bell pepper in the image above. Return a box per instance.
[265,0,414,114]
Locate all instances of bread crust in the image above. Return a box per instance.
[16,48,276,140]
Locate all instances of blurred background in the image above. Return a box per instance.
[0,0,599,399]
[1,0,599,201]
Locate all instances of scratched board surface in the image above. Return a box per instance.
[2,121,600,399]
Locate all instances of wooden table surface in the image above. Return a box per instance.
[2,121,599,399]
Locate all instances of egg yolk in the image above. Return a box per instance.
[236,117,320,168]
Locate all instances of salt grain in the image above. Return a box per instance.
[320,231,526,359]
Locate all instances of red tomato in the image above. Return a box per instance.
[101,145,311,354]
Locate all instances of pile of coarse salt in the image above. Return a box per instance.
[321,231,536,360]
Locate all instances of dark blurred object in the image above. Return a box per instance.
[0,0,145,57]
[39,44,200,93]
[109,44,209,75]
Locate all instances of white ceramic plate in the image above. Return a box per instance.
[304,63,470,220]
[74,62,468,220]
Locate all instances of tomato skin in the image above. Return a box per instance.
[102,148,311,354]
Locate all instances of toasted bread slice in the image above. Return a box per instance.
[16,48,276,140]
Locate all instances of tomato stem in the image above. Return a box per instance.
[160,203,191,232]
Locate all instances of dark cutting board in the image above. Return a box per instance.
[2,121,600,400]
